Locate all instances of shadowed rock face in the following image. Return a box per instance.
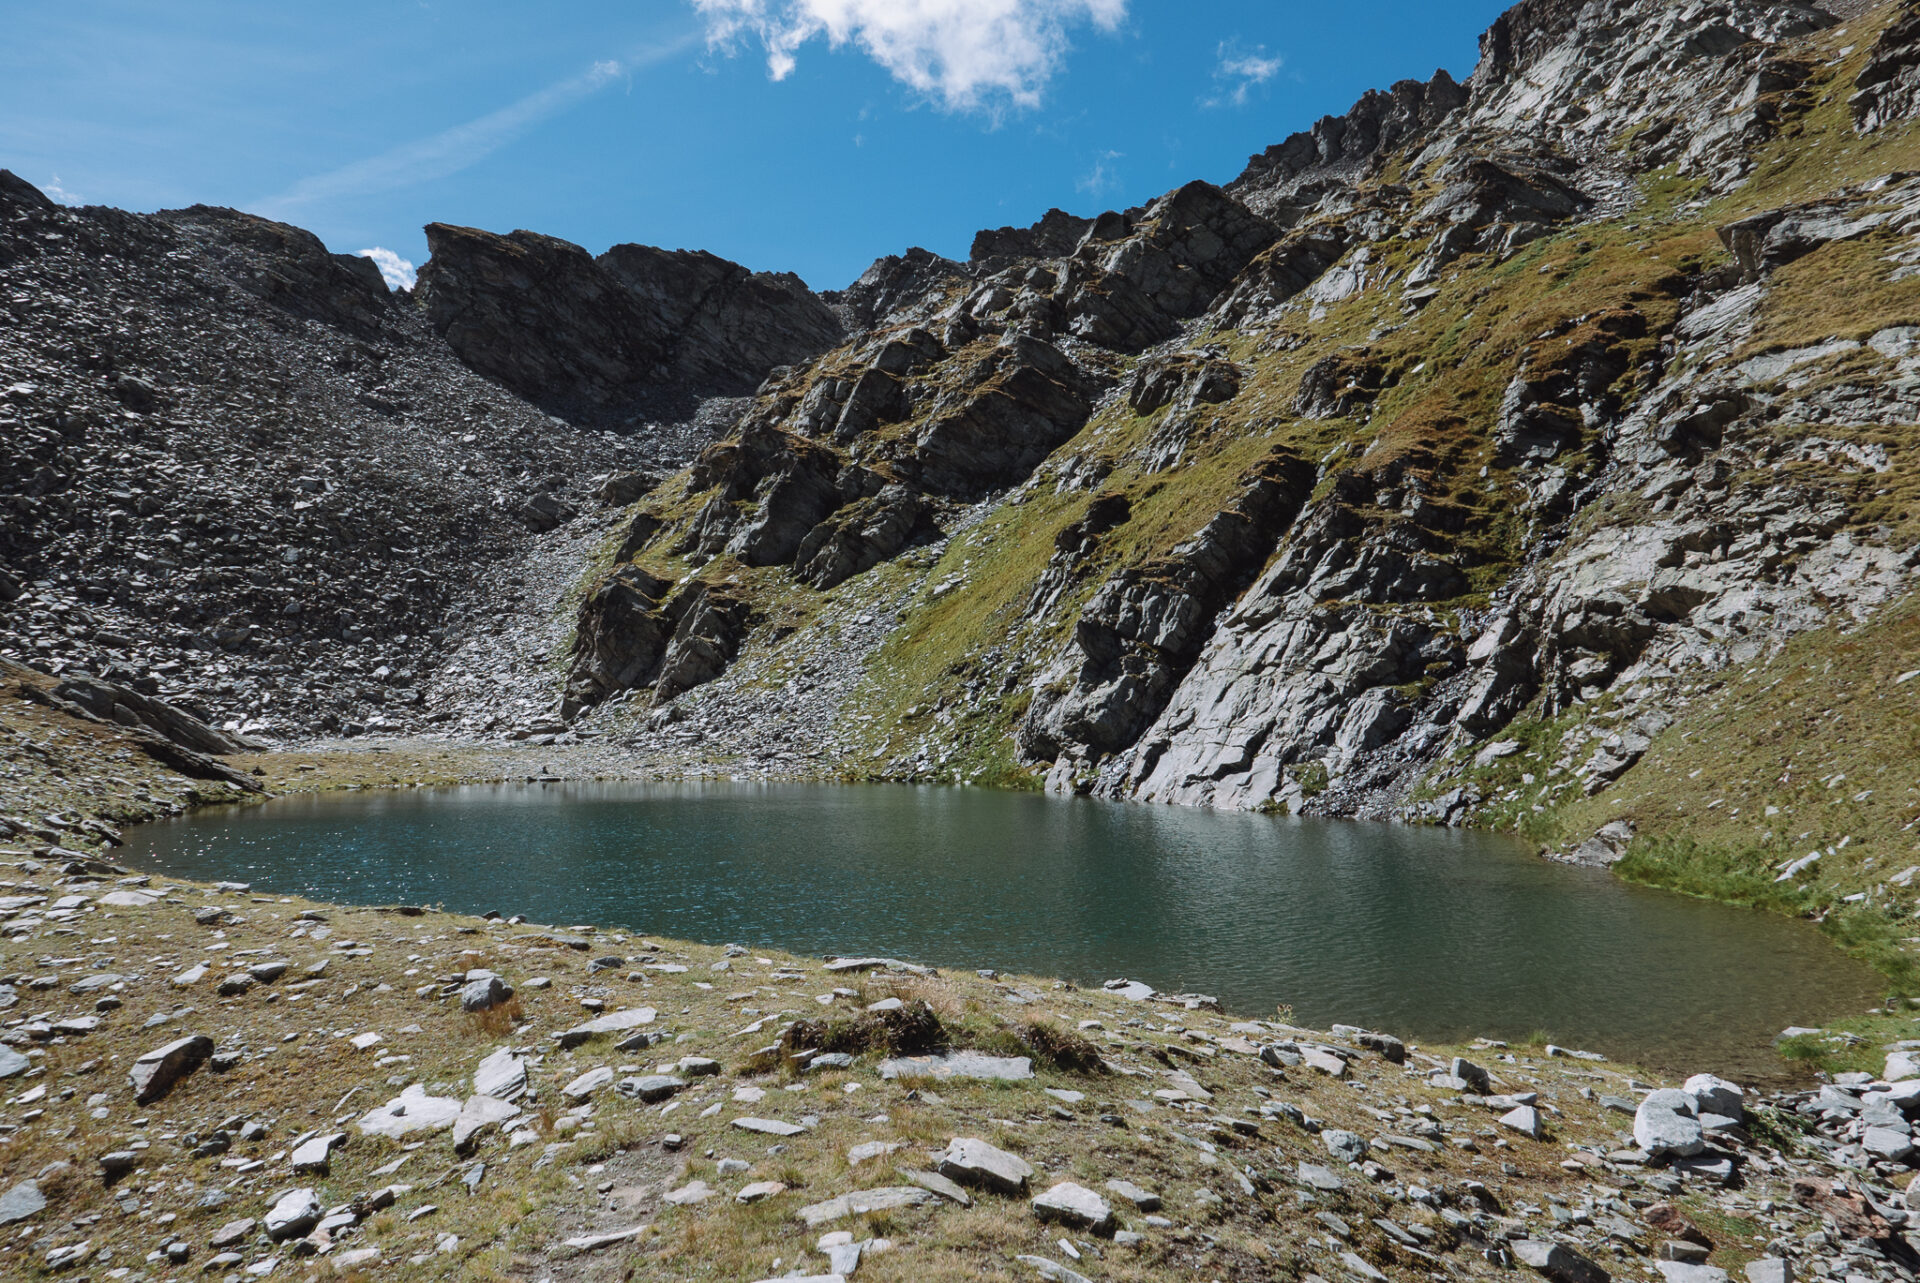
[416,224,844,418]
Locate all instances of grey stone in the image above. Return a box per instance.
[877,1050,1033,1082]
[288,1132,344,1173]
[1656,1265,1728,1283]
[900,1167,973,1206]
[1032,1182,1115,1235]
[1634,1089,1704,1158]
[358,1084,462,1138]
[129,1034,214,1104]
[0,1179,46,1225]
[472,1047,527,1101]
[452,1094,521,1153]
[460,975,512,1012]
[797,1186,934,1227]
[938,1137,1036,1195]
[563,1066,615,1101]
[732,1117,808,1137]
[208,1218,254,1248]
[1745,1260,1792,1283]
[1322,1129,1367,1163]
[1514,1238,1611,1283]
[616,1074,686,1103]
[553,1007,656,1049]
[1105,1179,1161,1211]
[1683,1074,1744,1118]
[1297,1162,1345,1191]
[263,1187,322,1241]
[0,1046,30,1079]
[1451,1058,1493,1093]
[1501,1105,1545,1139]
[1015,1256,1095,1283]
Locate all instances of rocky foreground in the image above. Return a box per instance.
[5,845,1920,1283]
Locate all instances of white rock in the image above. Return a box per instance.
[1683,1074,1744,1118]
[938,1137,1035,1195]
[358,1084,462,1138]
[263,1188,321,1241]
[563,1066,615,1101]
[1031,1182,1115,1234]
[472,1047,527,1101]
[1634,1088,1704,1158]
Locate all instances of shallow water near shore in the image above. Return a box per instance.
[121,780,1875,1078]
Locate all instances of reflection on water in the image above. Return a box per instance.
[120,781,1877,1076]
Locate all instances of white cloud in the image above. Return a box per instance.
[43,175,83,206]
[693,0,1127,112]
[254,33,695,219]
[1206,42,1282,108]
[357,248,418,291]
[1076,149,1122,198]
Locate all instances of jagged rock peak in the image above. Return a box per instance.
[415,222,844,420]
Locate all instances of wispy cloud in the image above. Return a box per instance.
[43,175,83,206]
[357,247,417,290]
[1076,148,1122,198]
[254,36,695,219]
[693,0,1127,113]
[1204,41,1282,109]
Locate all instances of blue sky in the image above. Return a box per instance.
[1,1,1506,291]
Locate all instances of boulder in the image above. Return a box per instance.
[263,1188,322,1241]
[553,1007,656,1049]
[938,1137,1036,1196]
[1634,1089,1705,1159]
[1683,1074,1744,1119]
[1515,1239,1610,1283]
[129,1035,214,1104]
[1032,1182,1116,1235]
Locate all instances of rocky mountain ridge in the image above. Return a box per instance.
[5,0,1920,934]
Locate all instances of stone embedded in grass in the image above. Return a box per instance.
[877,1050,1033,1082]
[208,1218,255,1248]
[1515,1238,1611,1283]
[1032,1182,1115,1235]
[289,1132,346,1174]
[563,1066,615,1102]
[1451,1057,1493,1093]
[358,1084,462,1138]
[1104,1179,1160,1212]
[736,1180,787,1203]
[1654,1264,1726,1283]
[129,1034,214,1104]
[676,1056,721,1077]
[453,1094,521,1153]
[1321,1129,1367,1163]
[937,1137,1035,1196]
[616,1074,686,1104]
[1500,1105,1545,1139]
[461,973,512,1012]
[553,1007,656,1049]
[1015,1254,1097,1283]
[664,1180,716,1205]
[172,963,208,988]
[473,1047,527,1101]
[847,1140,901,1166]
[797,1186,935,1228]
[216,973,255,997]
[900,1168,973,1206]
[732,1117,808,1137]
[563,1224,650,1252]
[0,1179,46,1226]
[263,1188,322,1241]
[0,1046,27,1080]
[1297,1162,1345,1192]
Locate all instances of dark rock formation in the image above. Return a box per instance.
[416,224,843,417]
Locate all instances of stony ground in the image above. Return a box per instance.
[7,840,1920,1283]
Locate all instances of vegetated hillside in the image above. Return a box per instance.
[560,0,1920,955]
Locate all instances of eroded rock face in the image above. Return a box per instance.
[1852,0,1920,132]
[416,223,843,416]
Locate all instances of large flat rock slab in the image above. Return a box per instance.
[878,1051,1033,1082]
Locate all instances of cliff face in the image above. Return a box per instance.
[558,0,1920,893]
[6,0,1920,900]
